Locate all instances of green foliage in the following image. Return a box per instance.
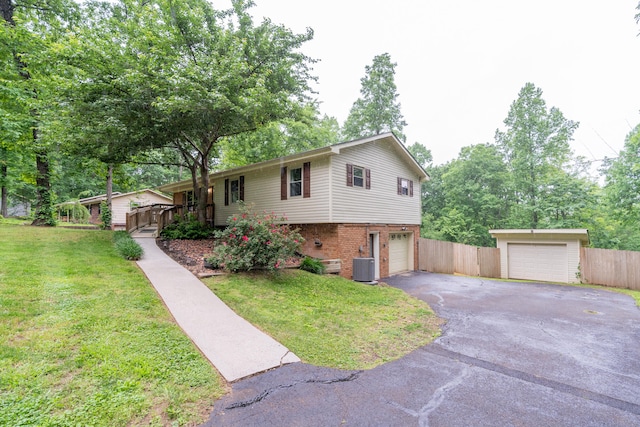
[207,204,303,273]
[57,200,90,223]
[342,53,407,142]
[218,103,340,169]
[407,142,433,170]
[113,230,130,242]
[495,82,579,229]
[160,214,214,240]
[66,0,316,224]
[299,256,326,275]
[114,236,144,261]
[32,186,56,227]
[99,201,111,230]
[603,124,640,228]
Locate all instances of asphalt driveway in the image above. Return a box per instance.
[204,272,640,426]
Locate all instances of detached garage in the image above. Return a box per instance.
[489,229,589,284]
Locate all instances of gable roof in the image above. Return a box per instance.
[58,189,172,206]
[159,133,429,193]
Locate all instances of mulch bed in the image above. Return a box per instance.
[157,238,218,277]
[156,238,302,277]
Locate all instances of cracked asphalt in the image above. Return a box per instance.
[202,272,640,426]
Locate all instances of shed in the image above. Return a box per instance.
[489,229,589,284]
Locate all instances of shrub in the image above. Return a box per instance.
[113,230,130,242]
[299,256,326,275]
[160,213,213,240]
[207,204,304,273]
[114,236,144,260]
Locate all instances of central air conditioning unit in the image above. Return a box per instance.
[353,257,375,282]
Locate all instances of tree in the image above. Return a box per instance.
[1,0,77,225]
[217,103,339,169]
[342,53,407,142]
[67,0,316,224]
[495,83,579,229]
[0,0,74,225]
[603,124,640,227]
[407,142,433,170]
[440,144,512,246]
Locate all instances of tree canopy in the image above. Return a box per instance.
[342,53,407,142]
[63,0,316,223]
[495,82,579,229]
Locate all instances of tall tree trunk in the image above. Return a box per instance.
[0,146,7,217]
[105,164,113,230]
[31,143,54,226]
[106,164,113,211]
[197,161,209,225]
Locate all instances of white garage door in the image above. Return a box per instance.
[389,232,412,275]
[508,243,568,283]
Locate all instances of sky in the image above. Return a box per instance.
[215,1,640,167]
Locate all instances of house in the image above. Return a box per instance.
[159,133,428,279]
[489,229,590,284]
[59,189,173,230]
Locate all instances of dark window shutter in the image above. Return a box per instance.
[224,179,229,206]
[303,162,311,198]
[409,180,414,197]
[346,164,353,187]
[280,167,287,200]
[397,177,402,195]
[239,176,245,201]
[365,168,371,190]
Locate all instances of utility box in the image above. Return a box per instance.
[353,257,375,282]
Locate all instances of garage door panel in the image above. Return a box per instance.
[389,233,412,275]
[508,244,567,283]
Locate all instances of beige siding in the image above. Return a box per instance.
[330,140,422,225]
[214,158,332,226]
[111,192,171,226]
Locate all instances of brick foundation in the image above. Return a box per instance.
[296,223,420,280]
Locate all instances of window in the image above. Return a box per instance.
[397,177,414,197]
[224,176,244,206]
[346,164,371,189]
[290,167,302,197]
[353,166,364,187]
[401,179,409,195]
[230,179,239,203]
[281,163,310,200]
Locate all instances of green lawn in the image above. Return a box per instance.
[204,271,442,370]
[0,224,226,426]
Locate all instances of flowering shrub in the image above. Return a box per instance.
[207,204,304,273]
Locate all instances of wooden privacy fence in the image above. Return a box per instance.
[418,238,500,278]
[580,247,640,290]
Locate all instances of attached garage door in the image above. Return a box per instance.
[508,243,568,283]
[389,232,413,275]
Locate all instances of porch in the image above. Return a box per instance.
[126,202,214,235]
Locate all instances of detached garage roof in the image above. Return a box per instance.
[489,229,589,245]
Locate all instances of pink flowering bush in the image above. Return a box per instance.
[207,204,304,273]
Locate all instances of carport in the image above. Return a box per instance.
[490,229,589,283]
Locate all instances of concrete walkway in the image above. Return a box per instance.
[133,234,300,382]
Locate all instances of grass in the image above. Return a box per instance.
[0,224,226,426]
[204,271,442,370]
